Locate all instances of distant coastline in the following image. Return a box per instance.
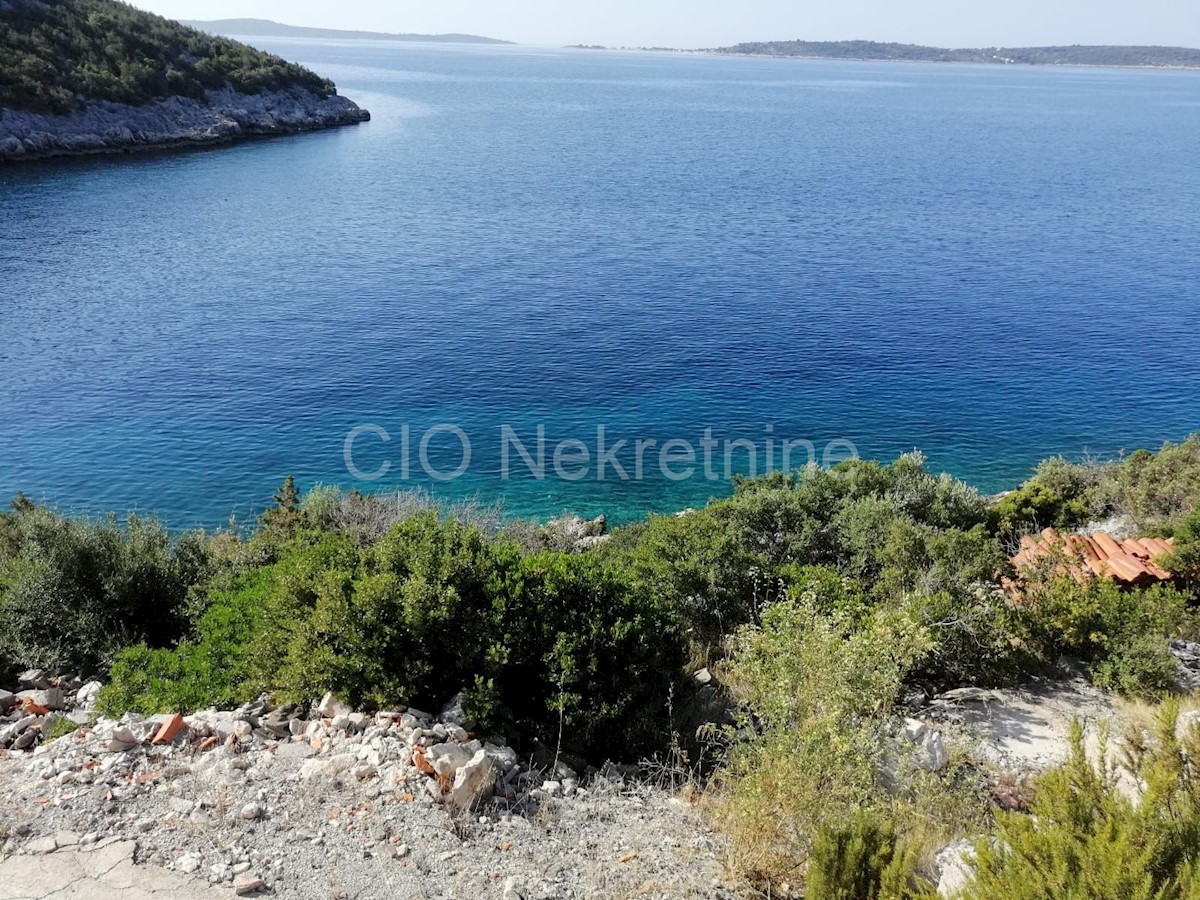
[566,40,1200,70]
[183,18,513,45]
[0,88,369,163]
[0,1,371,163]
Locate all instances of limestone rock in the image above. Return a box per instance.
[426,742,474,779]
[0,88,370,162]
[448,749,497,809]
[233,872,266,895]
[935,840,976,898]
[317,692,351,718]
[902,718,949,773]
[18,687,65,711]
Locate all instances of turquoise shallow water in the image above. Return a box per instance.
[1,43,1198,527]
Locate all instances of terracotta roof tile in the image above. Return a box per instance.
[1009,528,1175,589]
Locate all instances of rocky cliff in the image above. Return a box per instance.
[0,87,370,162]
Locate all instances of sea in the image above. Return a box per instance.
[2,41,1198,528]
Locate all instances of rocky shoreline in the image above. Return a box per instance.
[0,88,370,162]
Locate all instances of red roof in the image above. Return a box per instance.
[1010,528,1175,587]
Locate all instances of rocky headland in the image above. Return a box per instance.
[0,88,370,162]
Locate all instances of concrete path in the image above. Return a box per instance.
[0,839,223,900]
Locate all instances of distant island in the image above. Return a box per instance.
[566,40,1200,69]
[183,18,513,45]
[0,0,369,162]
[714,40,1200,69]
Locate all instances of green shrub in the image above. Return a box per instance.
[98,568,274,716]
[44,717,81,742]
[712,598,935,891]
[807,813,934,900]
[908,587,1039,689]
[0,503,210,674]
[961,708,1200,900]
[497,551,681,758]
[619,504,767,656]
[1090,632,1182,698]
[1093,435,1200,533]
[610,455,999,671]
[991,456,1097,541]
[101,511,680,761]
[1163,510,1200,599]
[1022,576,1197,697]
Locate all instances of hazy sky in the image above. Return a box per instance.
[133,0,1200,49]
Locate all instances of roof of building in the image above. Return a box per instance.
[1010,528,1175,587]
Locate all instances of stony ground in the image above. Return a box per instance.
[5,660,1191,899]
[0,684,735,900]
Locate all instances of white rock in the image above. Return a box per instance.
[902,718,949,773]
[426,742,473,779]
[17,687,65,711]
[239,802,265,820]
[317,692,351,718]
[177,852,202,874]
[935,840,976,898]
[76,681,104,707]
[107,726,140,752]
[448,749,498,809]
[484,742,519,772]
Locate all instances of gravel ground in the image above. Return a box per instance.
[0,695,737,900]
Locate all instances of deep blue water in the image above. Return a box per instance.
[2,43,1199,527]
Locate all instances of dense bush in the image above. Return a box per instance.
[0,500,210,674]
[1093,435,1200,534]
[961,708,1200,900]
[0,0,335,113]
[713,598,937,890]
[994,433,1200,540]
[1020,573,1197,697]
[991,456,1097,542]
[1165,510,1200,598]
[101,509,680,761]
[96,568,274,717]
[608,454,1022,689]
[806,814,931,900]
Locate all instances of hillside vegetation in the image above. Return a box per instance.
[0,0,335,114]
[2,435,1200,895]
[715,40,1200,68]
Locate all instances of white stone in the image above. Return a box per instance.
[317,692,351,718]
[107,726,140,752]
[448,749,498,809]
[426,742,473,779]
[935,840,976,898]
[239,802,265,820]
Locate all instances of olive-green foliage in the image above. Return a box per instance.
[807,813,935,900]
[612,454,1018,687]
[961,708,1200,900]
[0,0,334,113]
[1164,510,1200,599]
[103,511,681,761]
[45,716,82,741]
[713,597,937,890]
[96,568,273,717]
[1095,435,1200,534]
[992,456,1096,541]
[995,433,1200,540]
[0,500,210,674]
[617,501,766,654]
[1022,574,1197,697]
